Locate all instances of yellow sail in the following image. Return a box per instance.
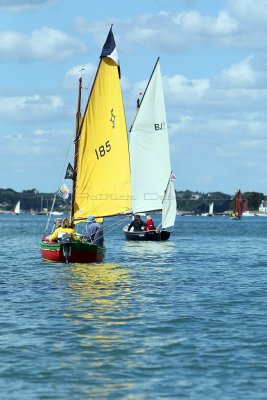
[73,57,131,219]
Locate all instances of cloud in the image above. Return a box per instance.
[2,2,267,193]
[158,48,267,192]
[213,56,257,88]
[73,10,238,54]
[164,74,210,105]
[173,10,237,36]
[0,94,66,122]
[0,123,74,192]
[73,5,267,54]
[64,63,97,90]
[0,0,58,12]
[0,27,87,62]
[227,0,267,27]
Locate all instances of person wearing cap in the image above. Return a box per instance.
[127,215,146,232]
[85,216,104,246]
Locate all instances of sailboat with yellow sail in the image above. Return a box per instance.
[40,27,131,263]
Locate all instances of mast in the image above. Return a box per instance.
[71,77,82,220]
[130,57,160,133]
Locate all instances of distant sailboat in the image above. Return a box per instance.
[230,190,247,219]
[123,58,176,241]
[13,201,20,215]
[40,27,131,263]
[202,202,214,217]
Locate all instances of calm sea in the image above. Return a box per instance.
[1,213,267,399]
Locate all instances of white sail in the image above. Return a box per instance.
[14,201,20,214]
[209,202,214,215]
[130,59,172,214]
[162,179,177,229]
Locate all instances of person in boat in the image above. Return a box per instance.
[48,218,78,242]
[231,211,239,218]
[127,215,146,232]
[51,218,62,233]
[84,215,104,246]
[144,215,156,231]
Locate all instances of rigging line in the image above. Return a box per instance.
[102,216,131,235]
[104,216,131,234]
[46,134,73,219]
[89,216,131,245]
[83,65,97,97]
[43,130,73,232]
[46,107,75,220]
[74,64,97,146]
[43,194,57,235]
[57,131,74,190]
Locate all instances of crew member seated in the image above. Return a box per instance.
[144,215,156,231]
[49,218,78,242]
[84,215,104,246]
[127,215,146,231]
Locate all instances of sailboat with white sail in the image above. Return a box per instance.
[202,202,214,217]
[123,58,176,241]
[13,201,20,215]
[40,27,131,263]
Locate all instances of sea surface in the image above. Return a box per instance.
[1,213,267,399]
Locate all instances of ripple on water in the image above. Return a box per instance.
[1,215,267,399]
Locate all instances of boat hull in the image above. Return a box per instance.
[123,228,170,241]
[40,240,105,263]
[230,215,241,220]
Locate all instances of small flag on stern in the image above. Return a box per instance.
[100,27,120,77]
[64,163,74,180]
[57,183,70,200]
[170,172,176,181]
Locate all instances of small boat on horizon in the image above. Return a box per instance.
[242,210,256,217]
[230,190,247,220]
[201,202,214,217]
[13,201,20,215]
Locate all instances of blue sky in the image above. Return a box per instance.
[1,0,267,195]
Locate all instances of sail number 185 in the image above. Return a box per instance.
[95,140,111,160]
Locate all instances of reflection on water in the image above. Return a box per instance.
[62,263,140,398]
[2,214,267,399]
[66,263,131,315]
[121,239,177,265]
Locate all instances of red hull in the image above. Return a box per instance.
[40,240,105,263]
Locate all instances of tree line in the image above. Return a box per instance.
[0,188,264,213]
[0,188,70,212]
[175,190,265,214]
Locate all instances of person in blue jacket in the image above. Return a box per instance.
[85,215,104,246]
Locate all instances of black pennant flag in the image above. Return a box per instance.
[64,163,74,179]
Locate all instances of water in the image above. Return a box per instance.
[1,214,267,399]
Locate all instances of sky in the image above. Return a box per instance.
[1,0,267,195]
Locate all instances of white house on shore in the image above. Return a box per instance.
[259,201,267,213]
